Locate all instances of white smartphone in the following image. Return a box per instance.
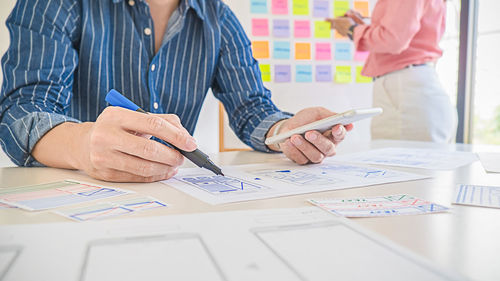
[265,107,383,145]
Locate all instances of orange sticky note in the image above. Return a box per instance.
[252,41,270,59]
[335,30,347,39]
[354,1,370,17]
[295,43,311,60]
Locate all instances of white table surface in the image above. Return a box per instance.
[1,140,500,281]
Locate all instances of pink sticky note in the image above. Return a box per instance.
[252,19,269,37]
[354,51,369,61]
[272,0,288,15]
[315,43,332,60]
[294,20,311,38]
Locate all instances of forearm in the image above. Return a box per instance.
[31,122,92,170]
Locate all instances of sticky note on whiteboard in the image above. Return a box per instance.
[333,0,350,17]
[294,20,311,38]
[354,50,369,61]
[252,41,270,59]
[295,42,311,60]
[335,66,352,83]
[252,19,269,36]
[275,65,292,82]
[356,66,372,83]
[314,21,331,38]
[273,41,291,59]
[293,0,309,15]
[296,65,313,82]
[354,1,370,17]
[313,0,329,18]
[273,19,290,37]
[272,0,288,15]
[259,64,271,82]
[251,0,268,14]
[315,43,332,60]
[335,42,352,60]
[316,65,332,82]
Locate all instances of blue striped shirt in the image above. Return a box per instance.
[0,0,291,166]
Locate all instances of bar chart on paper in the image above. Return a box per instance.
[163,162,428,204]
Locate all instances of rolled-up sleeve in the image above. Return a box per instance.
[0,0,81,166]
[212,6,292,152]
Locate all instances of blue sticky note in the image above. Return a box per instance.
[251,0,268,14]
[316,65,332,82]
[335,42,352,61]
[296,65,313,82]
[273,41,291,59]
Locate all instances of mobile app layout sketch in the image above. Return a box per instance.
[179,175,267,194]
[0,246,22,280]
[80,234,226,281]
[252,222,459,281]
[165,163,428,204]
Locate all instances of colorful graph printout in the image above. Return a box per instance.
[453,184,500,209]
[0,180,131,211]
[55,196,167,222]
[310,195,449,217]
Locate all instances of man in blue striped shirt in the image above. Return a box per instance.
[0,0,352,182]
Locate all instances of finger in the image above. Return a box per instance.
[280,139,309,165]
[91,167,178,183]
[154,113,185,131]
[330,125,347,145]
[104,151,178,178]
[304,131,336,157]
[290,135,324,164]
[324,18,336,29]
[111,131,185,167]
[103,107,197,152]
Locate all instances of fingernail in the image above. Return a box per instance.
[292,136,302,146]
[334,126,343,136]
[306,132,317,141]
[186,137,197,150]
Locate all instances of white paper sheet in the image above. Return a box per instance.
[310,194,449,217]
[453,184,500,209]
[0,207,465,281]
[162,162,428,204]
[334,147,478,170]
[477,152,500,173]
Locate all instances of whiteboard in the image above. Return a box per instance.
[221,0,376,151]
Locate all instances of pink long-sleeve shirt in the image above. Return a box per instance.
[354,0,446,77]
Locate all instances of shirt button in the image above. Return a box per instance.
[151,64,156,71]
[153,102,159,110]
[144,27,152,36]
[128,0,135,6]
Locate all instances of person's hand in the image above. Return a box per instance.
[78,107,197,182]
[345,9,365,25]
[268,107,353,165]
[325,17,356,37]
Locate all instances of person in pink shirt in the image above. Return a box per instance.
[327,0,457,143]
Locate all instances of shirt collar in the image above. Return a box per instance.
[111,0,206,21]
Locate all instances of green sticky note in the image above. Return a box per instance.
[259,64,271,82]
[293,0,309,15]
[356,66,372,83]
[335,66,352,83]
[333,0,350,17]
[314,21,331,38]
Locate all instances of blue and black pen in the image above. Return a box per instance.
[105,89,224,176]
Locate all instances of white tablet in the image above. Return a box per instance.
[265,107,383,145]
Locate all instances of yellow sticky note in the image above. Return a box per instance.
[356,66,372,83]
[293,0,309,15]
[259,64,271,82]
[335,66,352,83]
[314,21,331,38]
[354,1,370,17]
[295,43,311,60]
[252,41,270,59]
[334,1,350,17]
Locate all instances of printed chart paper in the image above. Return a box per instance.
[0,207,465,281]
[453,184,500,209]
[310,194,449,217]
[0,180,131,211]
[335,147,478,170]
[55,196,167,222]
[162,162,428,205]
